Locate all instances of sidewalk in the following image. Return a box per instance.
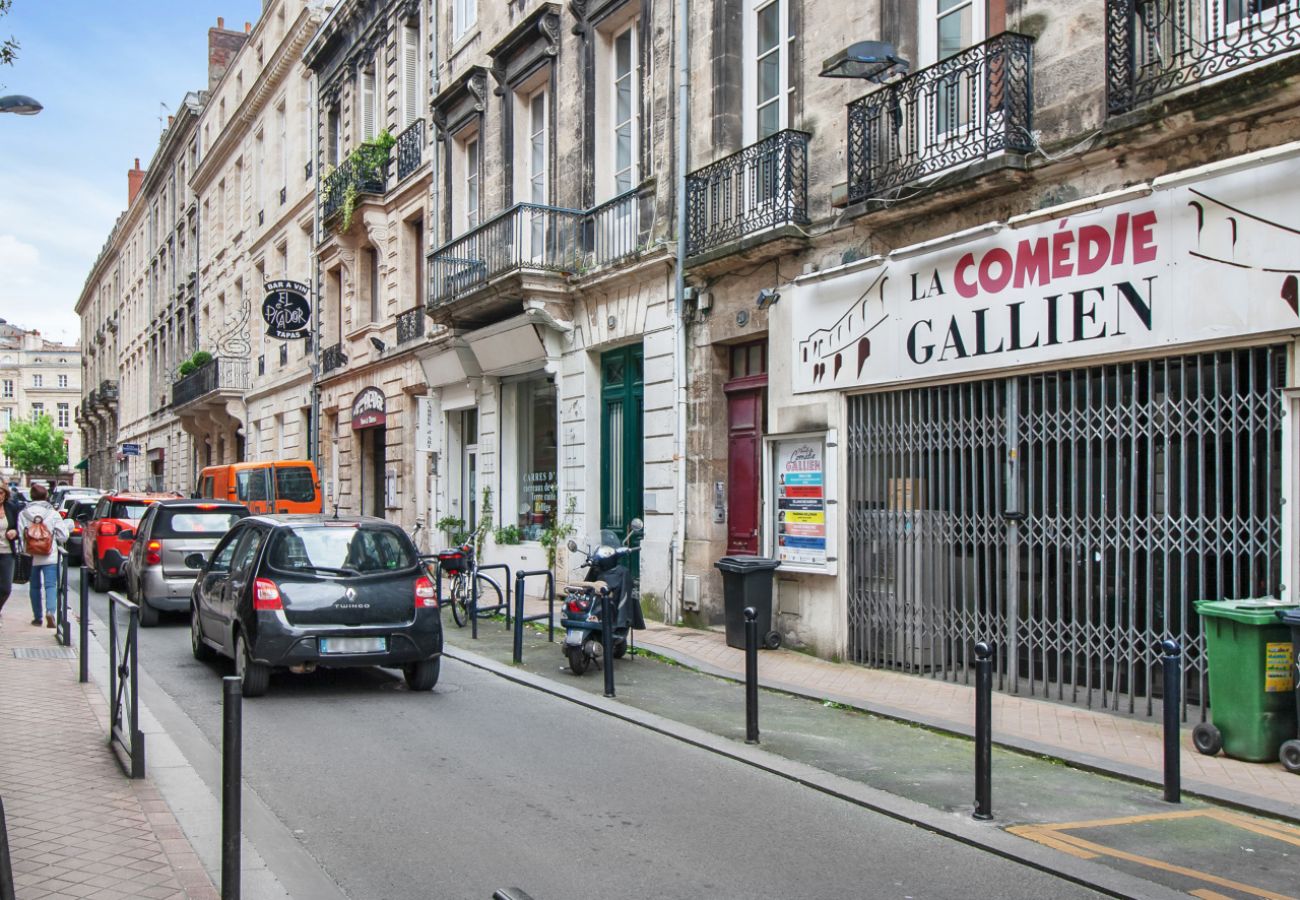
[0,604,218,900]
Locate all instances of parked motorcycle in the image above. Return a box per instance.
[561,518,645,675]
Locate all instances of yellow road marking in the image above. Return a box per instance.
[1008,811,1300,900]
[1190,890,1237,900]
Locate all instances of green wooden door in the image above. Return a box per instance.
[600,346,644,554]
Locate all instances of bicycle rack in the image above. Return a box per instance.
[511,570,556,663]
[472,563,512,640]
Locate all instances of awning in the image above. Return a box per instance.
[73,458,89,471]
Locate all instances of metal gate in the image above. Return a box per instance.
[845,345,1285,717]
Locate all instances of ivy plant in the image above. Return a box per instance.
[336,130,396,232]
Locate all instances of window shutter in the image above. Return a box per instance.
[362,69,376,140]
[404,26,420,125]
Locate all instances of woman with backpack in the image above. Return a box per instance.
[18,483,69,627]
[0,483,24,627]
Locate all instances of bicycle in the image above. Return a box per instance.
[434,542,505,627]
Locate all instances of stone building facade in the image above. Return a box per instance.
[0,324,82,485]
[75,214,124,491]
[682,0,1300,714]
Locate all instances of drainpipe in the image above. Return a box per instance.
[671,0,690,624]
[309,69,322,467]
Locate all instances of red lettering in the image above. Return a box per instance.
[1051,226,1075,280]
[1013,238,1049,289]
[979,247,1013,294]
[1131,210,1158,264]
[1077,225,1111,276]
[1111,213,1129,265]
[954,253,978,298]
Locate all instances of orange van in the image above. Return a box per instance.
[197,460,322,515]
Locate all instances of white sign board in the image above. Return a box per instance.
[793,154,1300,393]
[763,430,838,575]
[415,396,437,454]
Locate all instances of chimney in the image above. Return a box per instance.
[208,17,249,89]
[245,21,252,34]
[167,115,174,127]
[128,158,146,206]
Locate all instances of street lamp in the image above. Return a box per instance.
[0,94,43,115]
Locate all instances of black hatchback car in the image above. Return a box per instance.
[187,515,442,697]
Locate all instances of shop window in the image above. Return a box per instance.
[513,377,558,541]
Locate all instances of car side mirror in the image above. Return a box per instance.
[117,528,135,542]
[184,553,206,570]
[566,538,578,552]
[75,513,89,523]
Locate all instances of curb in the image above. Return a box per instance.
[443,644,1189,900]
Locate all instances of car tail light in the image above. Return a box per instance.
[145,540,162,566]
[196,503,218,510]
[566,597,591,615]
[98,521,118,536]
[414,575,437,608]
[72,524,82,536]
[253,578,283,611]
[60,510,68,518]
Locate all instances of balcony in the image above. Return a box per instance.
[396,119,425,182]
[1107,0,1300,115]
[846,32,1035,206]
[98,380,118,405]
[397,307,426,345]
[320,155,389,226]
[685,129,810,260]
[426,190,650,326]
[321,342,347,375]
[172,356,250,409]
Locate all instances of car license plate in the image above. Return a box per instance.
[319,637,387,655]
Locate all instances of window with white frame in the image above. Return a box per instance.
[57,403,69,428]
[277,100,288,197]
[327,105,342,166]
[454,128,481,234]
[3,379,13,398]
[58,374,67,388]
[744,0,792,143]
[454,0,477,41]
[360,66,378,141]
[610,21,638,195]
[32,374,42,388]
[403,22,421,126]
[516,83,550,259]
[527,88,548,206]
[918,0,984,135]
[30,402,44,421]
[0,408,10,429]
[254,127,265,212]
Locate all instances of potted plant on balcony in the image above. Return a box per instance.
[177,350,212,379]
[335,130,396,232]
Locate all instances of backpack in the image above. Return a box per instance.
[25,514,53,556]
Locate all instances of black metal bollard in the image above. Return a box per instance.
[470,569,479,640]
[1,795,14,900]
[222,677,242,900]
[513,573,525,664]
[601,590,615,698]
[78,566,89,684]
[1161,638,1182,804]
[745,607,759,744]
[973,641,994,821]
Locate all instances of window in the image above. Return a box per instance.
[402,23,421,126]
[2,380,12,398]
[454,0,477,40]
[276,466,317,503]
[327,105,341,166]
[57,403,69,428]
[611,23,638,194]
[32,374,42,388]
[58,374,68,388]
[744,0,792,142]
[366,247,381,322]
[524,87,549,258]
[277,101,288,197]
[30,402,44,421]
[236,468,271,502]
[457,131,481,234]
[1,408,10,428]
[360,66,377,141]
[512,376,558,541]
[918,0,984,135]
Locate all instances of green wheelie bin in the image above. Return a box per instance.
[1276,608,1300,773]
[1192,599,1297,763]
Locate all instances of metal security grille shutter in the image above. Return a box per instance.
[845,345,1285,720]
[403,25,420,126]
[362,69,376,140]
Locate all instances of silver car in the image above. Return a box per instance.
[125,499,249,626]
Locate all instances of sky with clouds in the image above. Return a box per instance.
[0,0,263,345]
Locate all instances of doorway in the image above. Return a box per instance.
[358,425,387,517]
[601,345,643,546]
[724,341,767,555]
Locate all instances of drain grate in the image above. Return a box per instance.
[11,647,78,660]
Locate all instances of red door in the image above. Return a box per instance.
[726,387,764,554]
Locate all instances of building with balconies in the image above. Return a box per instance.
[75,218,125,490]
[681,0,1300,718]
[0,323,82,486]
[410,0,678,602]
[304,0,436,535]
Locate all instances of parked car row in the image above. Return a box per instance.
[64,472,441,698]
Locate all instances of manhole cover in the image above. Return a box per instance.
[11,647,78,660]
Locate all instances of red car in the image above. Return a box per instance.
[82,491,182,592]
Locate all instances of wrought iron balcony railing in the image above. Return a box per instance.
[396,119,425,182]
[321,341,347,374]
[428,203,584,308]
[583,187,647,269]
[172,357,250,408]
[320,155,390,223]
[98,380,119,403]
[686,129,810,258]
[397,307,426,345]
[1107,0,1300,115]
[846,32,1035,205]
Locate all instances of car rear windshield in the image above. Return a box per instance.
[110,502,149,520]
[154,508,247,538]
[275,467,316,503]
[268,525,415,574]
[69,501,97,519]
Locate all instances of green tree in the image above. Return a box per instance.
[2,414,68,477]
[1,1,19,74]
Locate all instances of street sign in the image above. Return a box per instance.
[120,443,140,456]
[262,280,311,339]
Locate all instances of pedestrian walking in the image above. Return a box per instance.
[18,483,69,628]
[0,483,25,627]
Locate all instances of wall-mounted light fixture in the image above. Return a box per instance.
[756,288,781,310]
[369,336,386,352]
[819,41,909,83]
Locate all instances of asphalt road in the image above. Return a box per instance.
[82,575,1103,900]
